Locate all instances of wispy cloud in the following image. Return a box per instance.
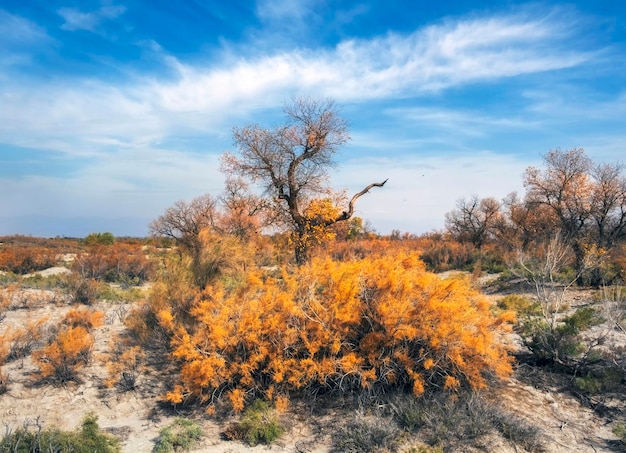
[155,9,595,111]
[0,8,600,157]
[0,9,54,69]
[58,4,126,32]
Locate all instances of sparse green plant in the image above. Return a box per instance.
[0,413,120,452]
[613,422,626,444]
[153,418,202,453]
[223,399,284,447]
[497,294,542,316]
[575,367,623,394]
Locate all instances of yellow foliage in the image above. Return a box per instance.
[162,251,514,411]
[63,307,104,330]
[104,335,145,390]
[35,326,94,382]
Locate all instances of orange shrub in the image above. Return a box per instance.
[72,243,153,283]
[1,317,49,361]
[161,251,513,412]
[62,307,105,329]
[105,338,144,391]
[34,326,95,382]
[0,246,58,274]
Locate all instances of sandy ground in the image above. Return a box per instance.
[1,270,625,452]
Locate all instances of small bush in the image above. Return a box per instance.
[330,413,399,453]
[105,342,144,391]
[575,367,623,394]
[163,252,513,412]
[223,399,284,447]
[63,307,105,329]
[2,318,49,362]
[520,306,604,366]
[0,413,120,452]
[34,325,94,382]
[64,274,100,305]
[614,422,626,444]
[497,294,541,316]
[0,245,59,274]
[153,418,202,453]
[390,393,543,452]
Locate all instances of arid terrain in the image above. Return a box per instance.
[1,265,624,452]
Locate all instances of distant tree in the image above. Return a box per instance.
[222,96,386,264]
[149,194,219,257]
[149,194,221,286]
[524,148,626,284]
[445,195,502,249]
[589,162,626,250]
[218,176,265,240]
[84,232,115,246]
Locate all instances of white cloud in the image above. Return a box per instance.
[1,6,620,236]
[255,0,317,21]
[0,8,597,158]
[0,10,50,46]
[58,4,125,32]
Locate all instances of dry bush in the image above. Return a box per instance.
[34,325,95,383]
[62,307,105,329]
[1,317,50,362]
[125,254,196,346]
[161,251,514,412]
[72,243,153,284]
[0,246,59,274]
[105,334,144,391]
[330,413,399,453]
[63,274,101,305]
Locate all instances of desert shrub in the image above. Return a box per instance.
[162,251,513,412]
[63,274,101,305]
[575,367,624,394]
[34,325,94,382]
[62,307,105,329]
[614,422,626,444]
[0,245,59,274]
[223,399,284,446]
[390,392,543,452]
[416,236,475,272]
[153,418,202,453]
[72,242,153,284]
[105,339,145,391]
[2,317,49,361]
[497,294,542,316]
[125,254,196,346]
[520,306,604,365]
[495,413,544,452]
[0,413,120,453]
[330,413,399,453]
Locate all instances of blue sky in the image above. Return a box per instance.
[1,1,625,237]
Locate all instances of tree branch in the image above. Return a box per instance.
[336,179,388,222]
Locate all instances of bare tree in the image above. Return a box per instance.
[524,148,626,285]
[590,162,626,250]
[149,193,219,271]
[445,195,502,249]
[222,96,386,264]
[524,148,594,280]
